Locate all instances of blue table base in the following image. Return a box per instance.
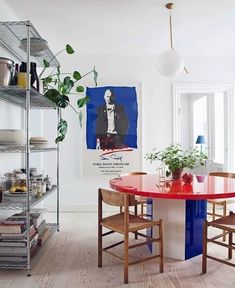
[185,200,207,259]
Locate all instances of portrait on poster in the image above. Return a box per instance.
[83,85,141,177]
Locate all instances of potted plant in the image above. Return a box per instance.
[145,144,207,179]
[40,44,98,143]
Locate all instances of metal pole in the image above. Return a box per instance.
[57,108,61,231]
[169,11,173,49]
[25,20,31,277]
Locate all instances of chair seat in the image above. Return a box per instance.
[135,196,147,204]
[210,213,235,229]
[208,198,235,204]
[101,213,158,234]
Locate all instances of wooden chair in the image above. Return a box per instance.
[98,188,164,284]
[208,172,235,241]
[202,211,235,273]
[119,172,148,218]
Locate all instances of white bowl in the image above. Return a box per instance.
[0,129,26,145]
[19,38,48,57]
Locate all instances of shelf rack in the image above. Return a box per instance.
[0,21,59,67]
[0,223,57,269]
[0,185,57,210]
[0,86,57,109]
[0,21,60,275]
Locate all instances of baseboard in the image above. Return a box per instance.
[43,203,117,213]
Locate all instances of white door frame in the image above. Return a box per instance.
[172,83,234,171]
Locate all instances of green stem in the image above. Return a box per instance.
[68,103,79,114]
[39,48,66,78]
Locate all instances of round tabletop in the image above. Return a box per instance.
[109,174,235,200]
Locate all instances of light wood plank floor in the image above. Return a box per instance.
[0,212,234,288]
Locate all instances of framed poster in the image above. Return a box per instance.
[82,84,142,177]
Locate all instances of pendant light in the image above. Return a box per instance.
[158,3,188,77]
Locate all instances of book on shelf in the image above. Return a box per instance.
[37,220,46,236]
[0,234,39,260]
[0,240,26,247]
[38,225,52,246]
[3,210,44,229]
[0,223,27,234]
[0,225,36,239]
[0,256,26,263]
[0,246,28,255]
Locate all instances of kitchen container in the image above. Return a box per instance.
[0,129,26,145]
[0,57,14,86]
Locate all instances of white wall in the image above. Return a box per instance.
[43,55,235,211]
[0,0,22,176]
[1,1,235,211]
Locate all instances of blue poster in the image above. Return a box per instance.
[86,86,138,150]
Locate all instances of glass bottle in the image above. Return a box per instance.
[19,61,27,72]
[11,63,19,85]
[44,175,52,190]
[36,179,42,198]
[33,62,40,91]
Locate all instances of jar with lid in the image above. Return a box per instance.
[4,172,16,190]
[42,180,46,194]
[36,179,42,198]
[44,175,52,190]
[0,177,6,202]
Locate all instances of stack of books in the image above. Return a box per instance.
[0,209,52,265]
[0,213,38,265]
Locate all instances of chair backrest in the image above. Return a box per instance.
[209,172,235,178]
[120,172,147,177]
[99,188,135,207]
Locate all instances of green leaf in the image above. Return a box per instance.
[43,76,53,84]
[43,59,50,68]
[44,89,69,108]
[77,96,90,108]
[55,119,68,143]
[61,76,74,94]
[56,94,70,108]
[79,111,83,128]
[63,76,71,86]
[93,66,98,86]
[73,71,81,80]
[76,85,84,93]
[66,44,74,54]
[58,119,68,134]
[55,135,65,144]
[44,89,60,103]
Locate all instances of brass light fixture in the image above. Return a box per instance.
[158,3,188,77]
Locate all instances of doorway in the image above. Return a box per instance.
[172,83,234,173]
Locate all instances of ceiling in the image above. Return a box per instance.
[4,0,235,58]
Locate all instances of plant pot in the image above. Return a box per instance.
[171,168,183,180]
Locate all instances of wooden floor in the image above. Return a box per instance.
[0,212,234,288]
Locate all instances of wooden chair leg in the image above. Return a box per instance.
[134,202,138,239]
[212,204,216,221]
[141,203,144,217]
[124,232,129,284]
[98,189,102,268]
[98,223,102,267]
[159,220,164,273]
[228,232,233,259]
[120,206,123,213]
[223,201,227,242]
[202,221,208,274]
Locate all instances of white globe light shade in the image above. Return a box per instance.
[158,49,184,77]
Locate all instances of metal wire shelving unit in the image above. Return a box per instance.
[0,21,60,275]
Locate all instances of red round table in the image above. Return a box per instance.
[110,174,235,260]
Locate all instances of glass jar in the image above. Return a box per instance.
[0,177,5,203]
[4,172,16,190]
[44,175,52,190]
[36,179,42,198]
